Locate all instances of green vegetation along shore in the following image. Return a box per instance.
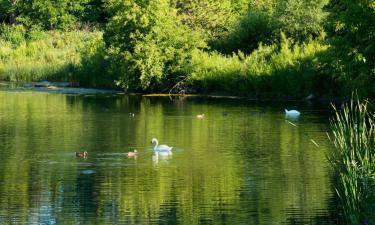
[0,0,374,100]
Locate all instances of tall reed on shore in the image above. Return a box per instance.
[328,97,374,224]
[0,29,106,86]
[186,34,332,98]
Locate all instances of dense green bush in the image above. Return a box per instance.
[105,0,205,92]
[325,0,375,99]
[275,0,328,41]
[217,10,276,54]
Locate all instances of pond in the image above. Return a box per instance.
[0,90,335,224]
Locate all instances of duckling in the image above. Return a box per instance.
[75,151,88,158]
[196,114,205,119]
[127,149,138,157]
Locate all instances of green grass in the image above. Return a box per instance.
[0,29,108,86]
[328,97,375,224]
[186,34,333,99]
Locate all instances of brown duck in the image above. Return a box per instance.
[75,151,88,158]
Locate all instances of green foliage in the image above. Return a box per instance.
[0,0,12,22]
[16,0,90,30]
[325,0,375,98]
[0,0,372,99]
[216,0,328,54]
[82,0,107,23]
[275,0,328,41]
[74,32,111,87]
[0,23,25,45]
[0,30,107,84]
[218,9,276,54]
[172,0,246,45]
[187,35,332,98]
[105,0,205,92]
[328,97,375,224]
[25,24,46,41]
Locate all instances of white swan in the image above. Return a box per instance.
[151,138,173,153]
[285,109,301,117]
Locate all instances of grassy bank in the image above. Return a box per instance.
[328,98,375,224]
[0,27,372,100]
[186,35,343,99]
[0,28,110,87]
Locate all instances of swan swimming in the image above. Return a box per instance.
[285,109,301,116]
[151,138,173,153]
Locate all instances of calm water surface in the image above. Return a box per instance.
[0,90,335,224]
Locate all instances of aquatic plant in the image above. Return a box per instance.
[328,96,375,224]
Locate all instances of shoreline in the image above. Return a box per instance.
[0,81,350,104]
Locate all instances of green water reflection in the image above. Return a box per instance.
[0,92,334,224]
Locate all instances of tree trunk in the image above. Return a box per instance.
[9,0,17,24]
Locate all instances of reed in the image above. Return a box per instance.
[328,97,375,224]
[187,35,330,98]
[0,29,106,86]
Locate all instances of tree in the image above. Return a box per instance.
[0,0,19,23]
[104,0,205,91]
[8,0,17,23]
[170,0,249,48]
[82,0,107,24]
[275,0,328,41]
[326,0,375,96]
[14,0,89,30]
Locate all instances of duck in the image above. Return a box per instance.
[197,114,205,119]
[285,109,301,117]
[75,151,88,158]
[127,149,138,157]
[151,138,173,153]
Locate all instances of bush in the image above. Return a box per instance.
[217,9,276,54]
[105,0,205,92]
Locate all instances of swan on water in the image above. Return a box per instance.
[151,138,173,153]
[285,109,301,116]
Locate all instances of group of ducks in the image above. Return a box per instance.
[75,138,173,159]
